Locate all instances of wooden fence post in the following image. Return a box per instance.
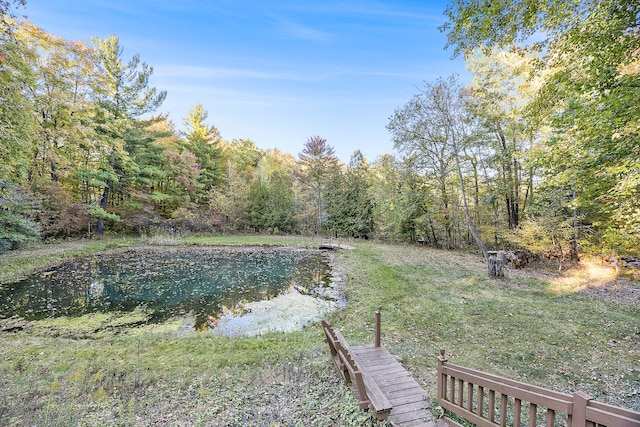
[571,391,594,427]
[375,306,382,348]
[437,348,448,404]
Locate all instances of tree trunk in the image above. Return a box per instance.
[455,155,487,258]
[496,127,520,228]
[428,217,439,249]
[571,190,579,260]
[451,127,487,259]
[478,148,503,248]
[95,183,110,235]
[96,148,116,235]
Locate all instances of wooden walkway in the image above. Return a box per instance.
[350,344,443,427]
[322,310,447,426]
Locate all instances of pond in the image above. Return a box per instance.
[0,246,345,336]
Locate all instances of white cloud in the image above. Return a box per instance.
[272,16,333,43]
[154,63,433,84]
[155,65,291,80]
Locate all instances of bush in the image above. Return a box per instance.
[0,180,40,251]
[35,183,88,239]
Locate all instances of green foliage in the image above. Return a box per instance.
[86,205,121,222]
[443,0,640,255]
[441,0,583,57]
[1,7,637,258]
[211,139,264,231]
[90,35,166,119]
[89,35,167,234]
[387,76,489,253]
[248,172,296,233]
[33,182,88,239]
[252,153,297,233]
[325,151,374,238]
[0,180,40,251]
[466,47,540,230]
[507,186,577,256]
[298,136,340,235]
[14,20,100,187]
[0,21,37,183]
[181,104,222,200]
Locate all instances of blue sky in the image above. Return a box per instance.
[23,0,468,162]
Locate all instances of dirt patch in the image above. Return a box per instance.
[578,279,640,306]
[512,260,640,306]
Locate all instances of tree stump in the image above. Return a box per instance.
[488,251,506,277]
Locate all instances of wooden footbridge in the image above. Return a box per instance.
[322,308,446,426]
[323,308,640,427]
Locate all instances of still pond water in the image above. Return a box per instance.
[0,246,343,336]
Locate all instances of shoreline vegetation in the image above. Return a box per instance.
[1,235,639,426]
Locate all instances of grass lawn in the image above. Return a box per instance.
[1,236,638,426]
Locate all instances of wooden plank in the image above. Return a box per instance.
[393,400,431,414]
[587,400,640,420]
[399,422,427,427]
[391,413,430,425]
[363,359,408,369]
[372,372,415,385]
[357,354,398,364]
[441,364,573,412]
[355,350,398,361]
[353,353,396,362]
[360,370,393,414]
[390,411,428,424]
[403,422,439,427]
[365,364,405,373]
[379,381,423,394]
[372,379,420,392]
[390,393,429,406]
[351,345,393,357]
[346,340,393,419]
[386,385,427,398]
[391,387,427,398]
[353,351,398,365]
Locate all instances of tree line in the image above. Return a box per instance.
[1,0,638,259]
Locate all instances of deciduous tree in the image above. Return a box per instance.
[443,0,640,256]
[14,20,97,185]
[0,18,36,183]
[247,149,296,233]
[389,76,488,256]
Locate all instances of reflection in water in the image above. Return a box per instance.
[0,247,338,333]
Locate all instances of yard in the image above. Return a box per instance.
[1,236,638,426]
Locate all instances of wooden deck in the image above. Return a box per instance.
[350,344,445,427]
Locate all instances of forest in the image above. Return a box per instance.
[1,0,639,259]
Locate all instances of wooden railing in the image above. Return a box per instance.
[437,349,640,427]
[321,318,392,420]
